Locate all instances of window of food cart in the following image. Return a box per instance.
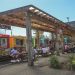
[0,34,10,56]
[0,38,7,48]
[40,32,52,47]
[0,34,9,48]
[16,39,24,46]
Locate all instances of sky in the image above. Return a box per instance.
[0,0,75,22]
[0,0,75,36]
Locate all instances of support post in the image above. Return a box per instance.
[61,32,64,54]
[55,28,60,55]
[25,11,34,66]
[52,32,55,51]
[55,34,60,54]
[55,28,64,55]
[36,30,40,48]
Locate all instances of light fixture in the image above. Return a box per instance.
[43,14,46,16]
[29,7,34,10]
[34,9,39,12]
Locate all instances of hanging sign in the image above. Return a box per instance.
[0,24,11,30]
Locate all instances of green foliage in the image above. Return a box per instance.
[68,54,75,70]
[68,54,74,63]
[50,55,61,69]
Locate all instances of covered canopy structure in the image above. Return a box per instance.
[0,5,71,33]
[0,5,74,66]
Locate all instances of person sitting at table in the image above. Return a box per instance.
[42,46,47,56]
[10,47,19,63]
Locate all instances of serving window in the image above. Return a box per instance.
[16,39,24,46]
[0,38,8,48]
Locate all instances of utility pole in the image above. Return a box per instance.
[25,11,34,66]
[67,17,70,24]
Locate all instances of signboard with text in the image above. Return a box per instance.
[0,24,11,30]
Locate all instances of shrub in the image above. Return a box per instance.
[71,60,75,70]
[49,55,61,69]
[68,54,75,70]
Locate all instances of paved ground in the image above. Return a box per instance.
[0,55,75,75]
[0,62,75,75]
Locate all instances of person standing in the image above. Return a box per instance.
[33,46,38,61]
